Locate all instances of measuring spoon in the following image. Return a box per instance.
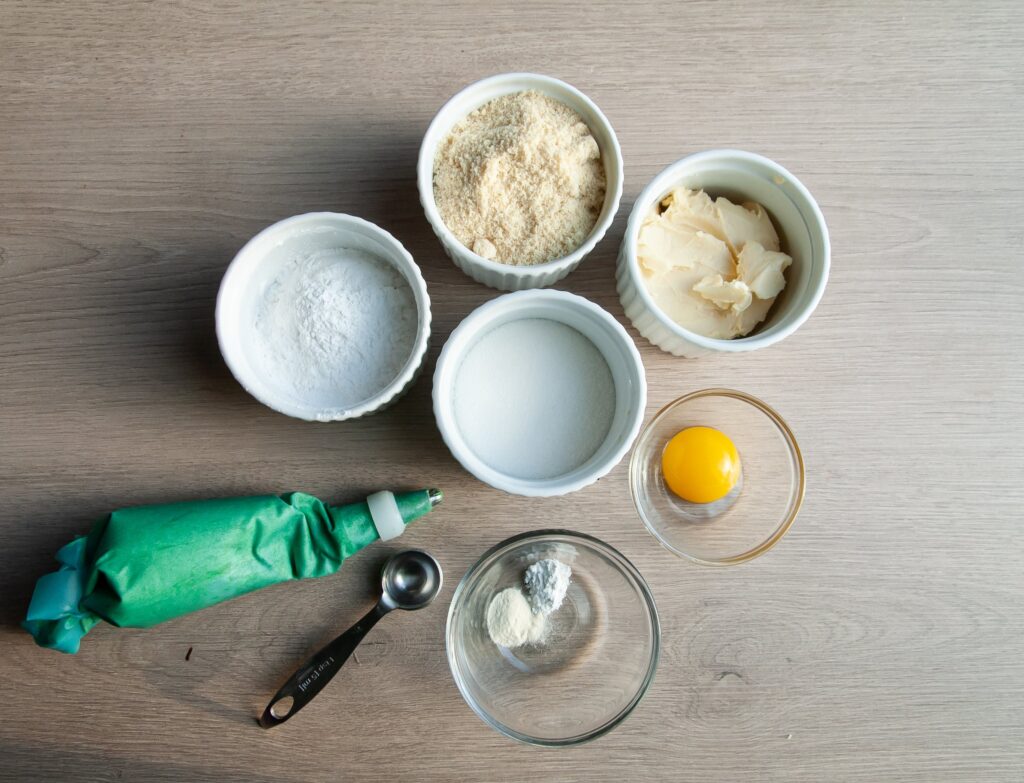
[258,549,443,728]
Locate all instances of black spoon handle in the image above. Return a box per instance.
[259,601,391,728]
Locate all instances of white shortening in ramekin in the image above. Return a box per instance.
[617,149,830,358]
[418,72,624,292]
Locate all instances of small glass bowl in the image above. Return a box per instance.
[629,389,804,565]
[446,530,660,745]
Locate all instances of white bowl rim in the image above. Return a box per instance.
[432,289,646,497]
[622,149,831,353]
[417,72,624,280]
[215,211,432,421]
[444,528,662,746]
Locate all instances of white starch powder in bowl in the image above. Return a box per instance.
[453,318,615,481]
[218,213,430,421]
[252,248,417,412]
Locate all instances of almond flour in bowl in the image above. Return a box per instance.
[418,73,624,291]
[433,90,606,267]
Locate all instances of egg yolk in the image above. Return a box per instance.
[661,426,741,504]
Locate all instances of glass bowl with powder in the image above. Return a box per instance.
[217,213,431,421]
[418,73,624,291]
[446,530,660,746]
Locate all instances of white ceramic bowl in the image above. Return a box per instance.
[216,212,431,421]
[617,150,830,358]
[433,290,646,497]
[418,73,624,291]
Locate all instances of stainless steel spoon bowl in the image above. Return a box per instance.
[259,549,443,728]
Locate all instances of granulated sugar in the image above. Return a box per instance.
[433,90,606,266]
[453,318,615,480]
[252,248,417,409]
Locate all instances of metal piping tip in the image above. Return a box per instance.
[428,488,443,507]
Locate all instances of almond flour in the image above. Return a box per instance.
[433,90,606,266]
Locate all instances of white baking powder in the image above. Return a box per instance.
[252,248,417,408]
[453,319,615,480]
[524,558,572,615]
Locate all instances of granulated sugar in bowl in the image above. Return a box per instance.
[433,289,645,497]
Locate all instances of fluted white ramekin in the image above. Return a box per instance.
[217,213,431,421]
[418,73,624,291]
[433,290,645,497]
[617,150,830,358]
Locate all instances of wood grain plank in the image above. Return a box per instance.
[1,0,1023,780]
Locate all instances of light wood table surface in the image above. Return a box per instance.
[2,1,1022,780]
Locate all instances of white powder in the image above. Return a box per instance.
[524,559,572,615]
[252,248,417,410]
[486,587,546,648]
[453,319,615,480]
[486,559,572,650]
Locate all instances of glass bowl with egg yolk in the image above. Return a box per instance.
[629,389,804,565]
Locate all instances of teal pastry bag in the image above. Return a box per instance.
[23,488,441,653]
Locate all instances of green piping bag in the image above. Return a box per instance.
[23,488,441,653]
